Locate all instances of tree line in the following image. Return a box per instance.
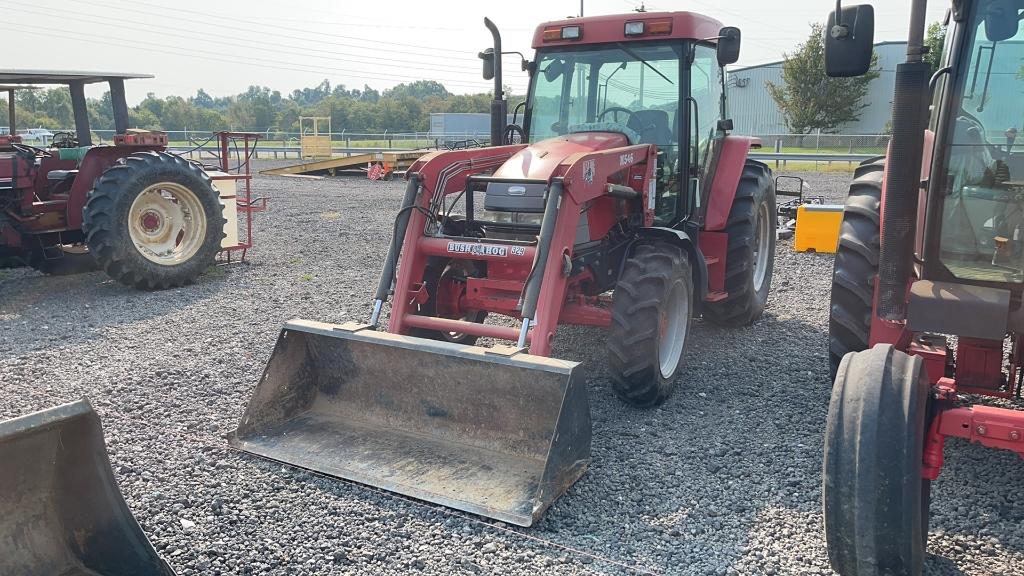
[2,80,513,134]
[3,20,947,137]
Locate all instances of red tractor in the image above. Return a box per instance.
[823,1,1024,574]
[1,71,231,289]
[233,12,776,526]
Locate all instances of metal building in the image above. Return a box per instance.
[727,41,908,136]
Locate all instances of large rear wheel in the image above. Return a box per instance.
[829,158,884,380]
[703,160,776,326]
[607,242,693,407]
[83,152,224,290]
[823,344,931,576]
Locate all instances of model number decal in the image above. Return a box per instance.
[510,246,526,256]
[619,153,635,166]
[447,242,509,257]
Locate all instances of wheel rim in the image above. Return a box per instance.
[753,200,771,292]
[658,280,689,379]
[127,182,207,265]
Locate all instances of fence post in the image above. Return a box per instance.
[774,138,782,170]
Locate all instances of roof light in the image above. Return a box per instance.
[542,26,561,42]
[648,19,672,35]
[561,25,581,40]
[624,21,645,36]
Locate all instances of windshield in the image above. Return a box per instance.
[528,44,681,145]
[938,0,1024,283]
[527,43,684,222]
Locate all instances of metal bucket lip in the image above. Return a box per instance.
[0,398,95,439]
[280,318,581,374]
[0,399,177,576]
[231,319,592,527]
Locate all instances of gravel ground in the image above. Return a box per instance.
[1,163,1022,576]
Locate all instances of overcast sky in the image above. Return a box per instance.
[4,0,948,104]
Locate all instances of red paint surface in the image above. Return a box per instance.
[704,136,753,231]
[532,11,722,48]
[698,231,728,295]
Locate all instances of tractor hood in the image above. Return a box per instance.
[491,131,631,181]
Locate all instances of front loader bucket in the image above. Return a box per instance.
[0,400,174,576]
[230,319,591,527]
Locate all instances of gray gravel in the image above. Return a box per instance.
[1,165,1022,575]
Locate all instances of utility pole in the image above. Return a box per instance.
[579,0,583,17]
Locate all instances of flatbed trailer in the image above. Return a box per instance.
[259,150,425,178]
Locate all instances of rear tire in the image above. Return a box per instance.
[607,242,693,407]
[703,161,776,327]
[823,344,931,576]
[829,158,884,380]
[83,152,224,290]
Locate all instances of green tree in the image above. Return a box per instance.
[766,23,880,134]
[924,21,947,74]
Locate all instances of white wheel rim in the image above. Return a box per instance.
[753,201,771,292]
[658,280,689,379]
[127,182,207,265]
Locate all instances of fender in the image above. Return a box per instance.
[632,227,708,306]
[704,135,756,231]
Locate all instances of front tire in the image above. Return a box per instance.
[823,344,931,576]
[83,152,225,290]
[703,161,776,327]
[607,242,693,407]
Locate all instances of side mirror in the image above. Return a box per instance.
[825,4,875,77]
[717,27,741,66]
[479,49,495,81]
[543,59,565,83]
[985,0,1019,41]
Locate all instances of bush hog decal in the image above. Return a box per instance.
[447,242,509,257]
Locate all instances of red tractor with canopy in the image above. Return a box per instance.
[0,70,256,289]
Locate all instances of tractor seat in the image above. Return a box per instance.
[46,169,79,181]
[628,109,674,146]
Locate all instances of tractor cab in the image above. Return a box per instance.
[483,13,741,230]
[926,0,1024,285]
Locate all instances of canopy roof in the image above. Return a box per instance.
[0,70,152,85]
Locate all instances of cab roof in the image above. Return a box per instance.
[532,11,724,49]
[0,70,153,85]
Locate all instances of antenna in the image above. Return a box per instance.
[635,2,647,13]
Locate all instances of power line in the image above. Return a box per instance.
[3,22,510,92]
[98,0,480,57]
[1,4,484,76]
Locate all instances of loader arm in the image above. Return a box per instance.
[390,142,658,355]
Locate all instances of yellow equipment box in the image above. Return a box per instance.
[794,204,844,253]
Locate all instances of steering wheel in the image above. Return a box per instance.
[50,131,78,149]
[503,124,525,145]
[598,106,635,126]
[11,142,50,157]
